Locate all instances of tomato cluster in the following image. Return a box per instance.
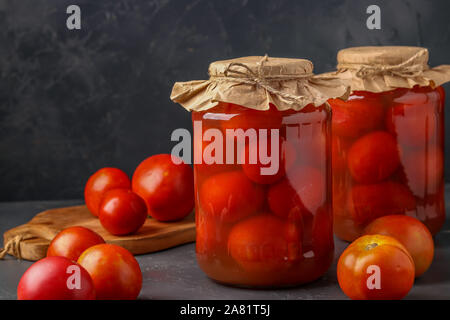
[330,86,445,241]
[19,228,142,300]
[193,102,334,287]
[337,215,435,300]
[84,167,147,236]
[18,152,195,300]
[83,153,194,236]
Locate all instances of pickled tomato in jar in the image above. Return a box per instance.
[329,46,450,241]
[171,56,348,287]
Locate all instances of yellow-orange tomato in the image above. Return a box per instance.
[337,234,415,300]
[78,244,142,300]
[364,215,434,277]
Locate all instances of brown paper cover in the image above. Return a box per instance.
[329,46,450,92]
[170,56,349,111]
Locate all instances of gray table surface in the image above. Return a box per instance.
[1,187,449,300]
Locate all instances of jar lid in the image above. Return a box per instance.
[208,56,314,79]
[331,46,450,92]
[337,46,429,68]
[171,55,349,112]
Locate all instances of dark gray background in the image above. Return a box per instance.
[1,0,449,201]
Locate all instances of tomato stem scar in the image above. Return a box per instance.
[365,243,378,251]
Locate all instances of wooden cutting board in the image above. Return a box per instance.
[1,205,196,261]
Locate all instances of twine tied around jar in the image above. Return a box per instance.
[337,49,429,78]
[211,55,315,103]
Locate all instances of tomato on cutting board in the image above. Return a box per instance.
[47,226,105,261]
[132,154,194,222]
[17,256,95,300]
[77,244,142,300]
[99,189,148,236]
[84,168,131,217]
[337,234,415,300]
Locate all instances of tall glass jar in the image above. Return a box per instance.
[193,102,332,287]
[328,46,450,242]
[171,56,349,287]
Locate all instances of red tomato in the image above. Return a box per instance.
[228,214,302,274]
[329,93,385,138]
[268,166,324,219]
[400,146,444,197]
[98,189,148,236]
[221,103,282,132]
[383,87,410,103]
[348,181,416,225]
[288,166,325,213]
[17,256,95,300]
[347,131,400,183]
[391,87,429,105]
[391,86,441,105]
[47,226,105,261]
[196,213,231,255]
[364,215,434,277]
[385,101,437,148]
[84,168,131,217]
[77,244,142,300]
[267,178,306,219]
[192,112,240,177]
[337,234,415,300]
[242,136,296,185]
[199,170,264,223]
[221,103,282,170]
[193,130,240,176]
[132,154,194,222]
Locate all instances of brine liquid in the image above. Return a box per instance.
[192,102,334,287]
[330,86,445,241]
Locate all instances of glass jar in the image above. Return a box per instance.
[192,102,333,287]
[171,55,349,287]
[330,85,445,241]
